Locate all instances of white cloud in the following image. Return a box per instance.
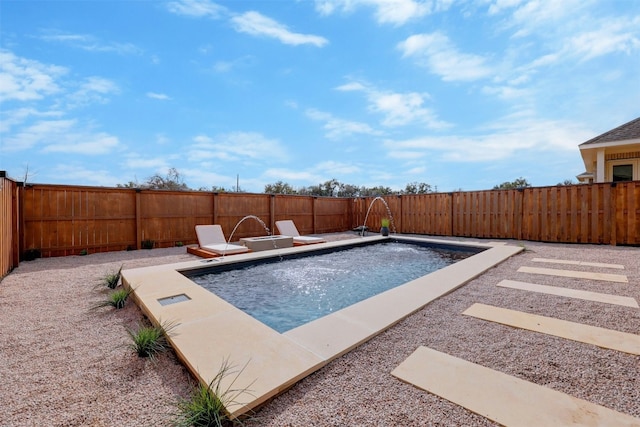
[123,154,171,170]
[231,11,328,47]
[306,108,382,140]
[81,76,118,94]
[314,0,442,25]
[51,164,118,186]
[168,3,328,47]
[166,0,227,18]
[0,51,124,159]
[383,115,594,162]
[387,150,426,160]
[147,92,171,100]
[481,84,530,100]
[565,17,640,61]
[66,76,120,107]
[508,0,585,38]
[213,61,233,73]
[42,133,120,155]
[262,160,360,185]
[499,14,640,92]
[188,131,289,163]
[336,80,449,128]
[212,55,256,73]
[314,160,361,175]
[4,119,76,151]
[398,32,493,81]
[38,31,141,55]
[182,168,234,188]
[155,133,171,145]
[335,81,367,91]
[486,0,525,15]
[0,107,63,133]
[263,168,322,183]
[4,118,120,154]
[0,50,66,102]
[373,92,441,127]
[406,166,427,174]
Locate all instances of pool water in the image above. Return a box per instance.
[190,241,475,332]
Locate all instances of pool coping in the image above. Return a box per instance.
[121,235,523,418]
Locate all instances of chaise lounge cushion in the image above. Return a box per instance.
[195,224,249,255]
[275,220,326,245]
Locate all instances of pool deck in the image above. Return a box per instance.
[121,235,522,417]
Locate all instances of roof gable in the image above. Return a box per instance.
[580,116,640,146]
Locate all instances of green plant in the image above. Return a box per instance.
[141,239,154,250]
[93,287,132,310]
[174,359,255,427]
[126,320,176,360]
[79,249,88,256]
[175,241,184,247]
[381,218,390,228]
[103,265,123,289]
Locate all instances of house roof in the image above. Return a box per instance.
[580,116,640,146]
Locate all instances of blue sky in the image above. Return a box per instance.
[1,0,639,192]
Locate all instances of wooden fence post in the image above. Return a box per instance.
[515,188,524,241]
[135,189,142,250]
[18,184,25,259]
[270,194,276,233]
[396,195,402,233]
[449,192,455,237]
[12,181,20,268]
[212,193,218,225]
[610,183,617,246]
[312,197,317,234]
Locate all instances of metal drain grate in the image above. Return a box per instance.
[157,293,191,306]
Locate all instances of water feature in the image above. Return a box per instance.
[361,196,396,236]
[188,239,478,332]
[223,215,274,257]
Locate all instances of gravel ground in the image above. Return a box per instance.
[1,235,638,426]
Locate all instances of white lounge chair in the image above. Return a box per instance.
[195,224,250,255]
[275,220,326,245]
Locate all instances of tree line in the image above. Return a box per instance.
[118,169,575,195]
[263,179,435,197]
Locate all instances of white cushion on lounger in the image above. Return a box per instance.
[275,220,326,245]
[201,243,249,255]
[195,224,249,255]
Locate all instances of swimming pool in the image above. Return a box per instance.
[122,235,522,417]
[187,240,479,332]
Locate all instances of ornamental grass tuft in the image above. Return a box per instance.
[93,287,132,310]
[103,265,123,289]
[174,359,254,427]
[126,320,176,360]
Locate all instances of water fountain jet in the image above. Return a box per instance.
[360,196,396,237]
[223,215,273,258]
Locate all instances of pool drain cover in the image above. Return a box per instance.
[158,293,191,306]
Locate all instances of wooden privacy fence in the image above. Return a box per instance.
[357,182,639,245]
[1,180,638,270]
[18,184,353,257]
[1,173,19,278]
